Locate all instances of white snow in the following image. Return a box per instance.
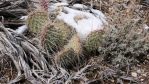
[60,0,68,3]
[56,6,107,41]
[72,4,88,10]
[48,2,107,41]
[90,9,107,24]
[20,16,28,20]
[48,2,68,12]
[144,24,149,30]
[16,25,28,34]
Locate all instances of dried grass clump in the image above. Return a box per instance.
[98,20,149,66]
[0,23,52,84]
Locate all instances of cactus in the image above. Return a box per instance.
[26,10,49,34]
[84,30,104,54]
[40,19,76,53]
[55,34,83,69]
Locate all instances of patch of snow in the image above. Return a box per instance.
[60,0,68,3]
[131,72,137,77]
[57,7,106,41]
[144,24,149,30]
[20,16,28,20]
[90,9,107,24]
[52,2,68,7]
[49,2,68,12]
[16,25,28,34]
[72,4,88,10]
[49,2,107,41]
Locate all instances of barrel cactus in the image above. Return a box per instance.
[55,34,83,69]
[84,30,105,54]
[40,19,76,53]
[26,10,49,34]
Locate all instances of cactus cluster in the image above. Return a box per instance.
[26,10,104,69]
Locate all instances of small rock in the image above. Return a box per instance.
[111,80,114,82]
[131,72,137,77]
[142,73,147,77]
[137,69,141,74]
[147,55,149,60]
[141,79,144,81]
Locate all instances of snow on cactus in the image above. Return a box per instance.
[51,4,107,41]
[49,3,107,54]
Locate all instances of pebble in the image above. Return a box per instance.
[131,72,137,77]
[137,69,141,74]
[141,79,144,81]
[111,80,114,82]
[142,73,147,77]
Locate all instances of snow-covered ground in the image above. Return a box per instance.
[16,25,28,34]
